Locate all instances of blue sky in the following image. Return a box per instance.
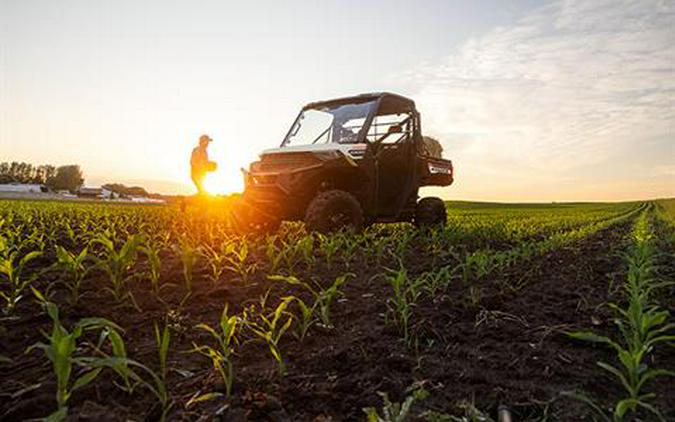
[1,0,673,200]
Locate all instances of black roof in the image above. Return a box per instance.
[304,92,416,114]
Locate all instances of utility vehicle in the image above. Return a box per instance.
[236,92,453,233]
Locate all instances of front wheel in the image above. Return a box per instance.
[414,197,446,228]
[305,190,363,234]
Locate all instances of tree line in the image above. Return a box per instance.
[0,162,84,192]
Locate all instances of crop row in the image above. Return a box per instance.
[566,204,674,421]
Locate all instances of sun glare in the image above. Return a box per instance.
[203,168,244,195]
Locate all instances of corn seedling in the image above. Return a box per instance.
[54,245,89,304]
[317,233,342,267]
[419,266,454,296]
[140,244,163,294]
[290,296,317,340]
[276,237,303,271]
[315,274,351,327]
[91,233,143,300]
[138,321,174,420]
[192,304,239,397]
[461,251,493,286]
[224,240,256,281]
[339,235,360,266]
[265,236,286,274]
[295,234,316,267]
[245,297,294,375]
[270,273,353,329]
[384,267,423,348]
[0,243,41,314]
[154,322,170,383]
[173,238,199,293]
[363,386,428,422]
[422,400,496,422]
[393,229,417,259]
[25,301,128,420]
[94,355,173,422]
[201,242,228,284]
[362,233,390,265]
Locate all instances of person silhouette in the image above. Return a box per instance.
[190,134,217,195]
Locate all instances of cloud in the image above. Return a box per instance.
[403,0,675,200]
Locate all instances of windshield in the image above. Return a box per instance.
[282,100,377,147]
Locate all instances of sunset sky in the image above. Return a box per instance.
[1,0,673,201]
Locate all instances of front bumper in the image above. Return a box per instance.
[241,162,324,219]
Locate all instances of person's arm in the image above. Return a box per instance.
[205,149,218,172]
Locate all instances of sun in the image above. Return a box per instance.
[203,168,244,195]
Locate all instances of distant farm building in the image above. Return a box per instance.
[77,187,103,198]
[101,188,120,200]
[0,183,47,193]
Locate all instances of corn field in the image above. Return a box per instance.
[0,198,673,421]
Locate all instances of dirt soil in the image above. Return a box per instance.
[1,219,674,421]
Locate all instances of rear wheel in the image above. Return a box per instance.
[414,197,446,228]
[305,190,363,233]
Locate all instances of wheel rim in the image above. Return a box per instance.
[328,209,353,231]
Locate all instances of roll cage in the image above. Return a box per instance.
[281,93,419,149]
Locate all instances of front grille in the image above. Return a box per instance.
[255,174,277,184]
[257,152,319,172]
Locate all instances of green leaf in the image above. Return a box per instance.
[91,236,113,252]
[46,301,59,323]
[77,317,123,332]
[186,392,223,408]
[268,274,301,284]
[635,400,667,421]
[77,247,89,262]
[597,362,632,396]
[568,331,622,352]
[43,406,68,422]
[72,367,103,392]
[646,335,675,348]
[55,246,72,264]
[20,250,42,267]
[31,286,48,303]
[279,315,293,338]
[106,328,127,358]
[614,398,636,419]
[560,391,611,422]
[636,368,675,391]
[363,408,381,422]
[196,323,220,339]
